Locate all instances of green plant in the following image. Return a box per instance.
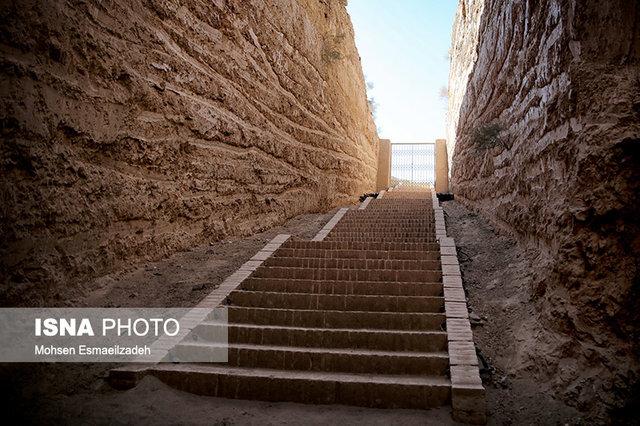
[471,123,507,150]
[321,50,343,61]
[322,33,347,62]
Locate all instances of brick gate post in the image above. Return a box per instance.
[376,138,391,191]
[435,139,449,193]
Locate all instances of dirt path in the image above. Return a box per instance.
[442,200,582,425]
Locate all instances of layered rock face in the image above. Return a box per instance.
[0,0,378,305]
[447,0,640,417]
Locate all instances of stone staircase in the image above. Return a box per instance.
[110,187,485,423]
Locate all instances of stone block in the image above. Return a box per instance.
[448,341,478,365]
[441,256,459,266]
[440,246,456,256]
[442,264,461,276]
[439,237,455,247]
[445,301,469,319]
[442,276,463,288]
[444,286,466,302]
[452,384,487,425]
[251,251,272,261]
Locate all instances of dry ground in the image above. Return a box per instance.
[442,200,583,425]
[1,201,596,424]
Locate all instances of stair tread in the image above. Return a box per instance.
[201,321,447,335]
[258,266,441,271]
[150,364,451,386]
[244,278,443,285]
[230,290,443,299]
[227,305,445,315]
[176,341,449,358]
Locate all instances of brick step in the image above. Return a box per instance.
[356,209,432,212]
[331,225,434,230]
[353,203,431,207]
[282,240,440,251]
[339,221,433,225]
[327,233,435,238]
[227,306,445,330]
[351,203,431,205]
[345,210,433,214]
[334,222,434,227]
[193,323,448,352]
[342,221,433,224]
[329,229,434,233]
[346,208,433,212]
[327,232,435,238]
[227,291,444,313]
[263,257,440,270]
[273,248,440,260]
[240,278,442,296]
[346,213,432,216]
[323,237,437,243]
[333,219,435,224]
[122,364,451,409]
[344,214,434,218]
[171,343,449,375]
[252,266,441,282]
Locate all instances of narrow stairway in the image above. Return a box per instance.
[111,187,485,422]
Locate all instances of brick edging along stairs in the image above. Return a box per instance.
[110,187,486,424]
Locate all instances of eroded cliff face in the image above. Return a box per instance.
[445,0,484,169]
[0,0,378,305]
[447,0,640,418]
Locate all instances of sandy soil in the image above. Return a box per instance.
[442,200,584,425]
[13,375,460,426]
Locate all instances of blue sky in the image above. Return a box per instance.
[347,0,457,143]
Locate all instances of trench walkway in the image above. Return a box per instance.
[111,187,485,423]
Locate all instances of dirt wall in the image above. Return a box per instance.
[0,0,378,305]
[447,0,640,419]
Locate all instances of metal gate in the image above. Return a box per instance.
[391,143,435,185]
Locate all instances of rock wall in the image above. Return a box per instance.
[447,0,640,418]
[445,0,484,169]
[0,0,378,305]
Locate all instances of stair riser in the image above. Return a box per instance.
[241,279,442,296]
[327,232,436,237]
[345,212,433,216]
[282,242,440,251]
[148,369,451,409]
[172,345,449,375]
[340,218,434,223]
[335,223,435,227]
[228,292,443,313]
[324,238,437,243]
[193,324,448,352]
[273,248,439,260]
[263,258,440,270]
[333,220,434,224]
[228,308,445,331]
[329,230,434,235]
[253,267,442,282]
